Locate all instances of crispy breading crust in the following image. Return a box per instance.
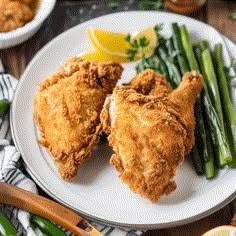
[101,69,203,202]
[34,57,123,180]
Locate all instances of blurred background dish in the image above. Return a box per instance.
[165,0,207,14]
[0,0,56,49]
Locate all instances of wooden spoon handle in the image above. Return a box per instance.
[0,182,102,236]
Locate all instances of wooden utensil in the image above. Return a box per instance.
[0,182,102,236]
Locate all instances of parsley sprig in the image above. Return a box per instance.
[125,34,150,61]
[125,24,162,61]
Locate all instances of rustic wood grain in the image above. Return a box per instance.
[146,205,233,235]
[207,0,236,42]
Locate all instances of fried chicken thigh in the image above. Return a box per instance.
[34,57,123,180]
[101,69,203,202]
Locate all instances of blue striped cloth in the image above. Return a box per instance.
[0,59,144,236]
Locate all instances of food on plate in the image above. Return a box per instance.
[82,27,157,62]
[0,0,38,32]
[100,69,203,202]
[135,22,236,179]
[34,57,123,180]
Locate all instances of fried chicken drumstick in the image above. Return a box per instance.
[34,57,123,180]
[101,69,203,202]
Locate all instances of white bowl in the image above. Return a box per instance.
[0,0,56,49]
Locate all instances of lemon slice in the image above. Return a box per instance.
[80,51,130,63]
[133,27,158,58]
[87,28,130,57]
[202,225,236,236]
[86,27,157,60]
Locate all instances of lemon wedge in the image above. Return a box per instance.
[80,51,130,63]
[87,28,130,57]
[86,27,157,62]
[202,225,236,236]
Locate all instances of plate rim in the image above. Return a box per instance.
[10,10,236,230]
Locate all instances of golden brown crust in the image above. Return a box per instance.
[169,71,204,155]
[34,57,123,181]
[101,69,203,202]
[125,69,173,97]
[0,0,34,32]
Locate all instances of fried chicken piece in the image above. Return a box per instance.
[101,69,203,202]
[0,0,34,32]
[34,57,123,180]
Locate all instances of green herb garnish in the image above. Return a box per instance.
[125,24,162,61]
[125,34,150,61]
[154,23,163,33]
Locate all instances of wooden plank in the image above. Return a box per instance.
[145,205,232,236]
[207,0,236,42]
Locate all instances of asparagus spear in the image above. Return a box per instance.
[177,24,216,175]
[171,23,189,75]
[203,88,232,166]
[195,40,209,52]
[214,43,236,166]
[157,42,182,88]
[190,145,204,175]
[195,42,232,166]
[165,37,179,66]
[180,25,200,72]
[159,57,170,80]
[201,48,225,121]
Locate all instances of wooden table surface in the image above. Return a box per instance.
[1,0,236,235]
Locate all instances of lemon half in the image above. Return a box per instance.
[202,225,236,236]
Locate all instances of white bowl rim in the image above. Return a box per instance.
[0,0,56,40]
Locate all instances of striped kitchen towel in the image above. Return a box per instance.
[0,59,144,236]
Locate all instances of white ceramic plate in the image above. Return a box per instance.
[10,11,236,229]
